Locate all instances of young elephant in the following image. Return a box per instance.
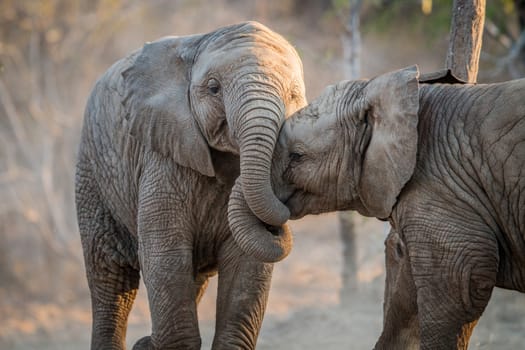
[235,66,525,349]
[75,22,306,350]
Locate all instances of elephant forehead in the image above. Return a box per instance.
[207,22,295,56]
[288,91,339,133]
[286,116,338,151]
[202,28,301,72]
[214,45,300,72]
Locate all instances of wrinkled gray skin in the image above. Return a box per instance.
[75,21,306,350]
[261,66,524,349]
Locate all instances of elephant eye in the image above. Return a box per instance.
[359,108,370,124]
[207,78,221,95]
[289,152,303,162]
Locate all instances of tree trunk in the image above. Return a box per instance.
[338,0,362,302]
[446,0,486,82]
[339,211,357,302]
[341,0,362,80]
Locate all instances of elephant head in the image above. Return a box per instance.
[277,65,420,220]
[121,22,306,262]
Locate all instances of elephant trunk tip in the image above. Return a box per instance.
[264,224,283,236]
[228,179,293,263]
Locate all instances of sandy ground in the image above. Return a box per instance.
[3,213,525,349]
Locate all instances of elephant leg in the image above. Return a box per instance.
[404,221,498,350]
[212,238,273,350]
[79,200,140,350]
[374,230,419,350]
[134,240,200,350]
[415,288,483,350]
[133,190,201,350]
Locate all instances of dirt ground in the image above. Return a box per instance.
[4,213,524,350]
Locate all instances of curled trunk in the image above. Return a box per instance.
[227,87,292,262]
[228,178,292,263]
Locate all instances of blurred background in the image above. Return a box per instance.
[1,0,524,349]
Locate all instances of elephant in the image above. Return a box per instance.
[75,21,306,350]
[233,65,525,349]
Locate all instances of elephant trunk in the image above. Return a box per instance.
[227,91,292,262]
[228,178,293,262]
[235,95,290,226]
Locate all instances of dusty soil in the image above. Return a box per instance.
[4,213,524,349]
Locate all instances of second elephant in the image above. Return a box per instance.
[234,66,525,349]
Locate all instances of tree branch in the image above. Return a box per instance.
[446,0,486,83]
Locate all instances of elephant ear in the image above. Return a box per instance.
[358,65,420,219]
[122,35,215,177]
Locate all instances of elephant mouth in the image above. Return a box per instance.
[283,189,308,219]
[285,188,341,219]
